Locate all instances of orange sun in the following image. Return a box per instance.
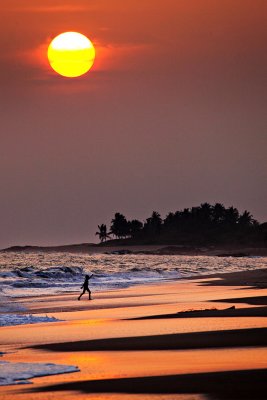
[47,32,95,78]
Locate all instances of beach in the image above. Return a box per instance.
[0,268,267,399]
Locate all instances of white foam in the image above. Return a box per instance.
[0,361,79,385]
[0,314,60,327]
[0,252,267,298]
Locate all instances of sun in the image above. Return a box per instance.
[47,32,95,78]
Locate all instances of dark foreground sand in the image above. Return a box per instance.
[26,369,267,399]
[0,268,267,400]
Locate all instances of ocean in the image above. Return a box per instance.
[0,251,266,326]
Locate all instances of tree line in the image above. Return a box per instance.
[96,203,267,246]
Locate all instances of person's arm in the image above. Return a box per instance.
[89,274,93,279]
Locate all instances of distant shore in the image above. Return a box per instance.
[1,242,267,256]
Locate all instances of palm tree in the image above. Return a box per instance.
[224,206,239,226]
[129,219,143,238]
[144,211,162,236]
[95,224,110,243]
[199,203,212,221]
[110,213,130,239]
[213,203,226,224]
[238,210,254,227]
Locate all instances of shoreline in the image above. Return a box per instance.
[1,268,267,398]
[2,243,267,256]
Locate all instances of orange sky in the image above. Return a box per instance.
[2,1,266,82]
[0,0,266,247]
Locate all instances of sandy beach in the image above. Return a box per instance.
[2,1,266,399]
[1,268,267,400]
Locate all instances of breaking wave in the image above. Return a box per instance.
[0,251,266,298]
[0,361,78,385]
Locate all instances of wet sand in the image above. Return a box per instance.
[0,268,267,399]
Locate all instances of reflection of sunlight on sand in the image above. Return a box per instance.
[1,279,267,349]
[1,315,267,350]
[70,319,106,326]
[2,347,266,400]
[3,341,267,381]
[1,276,267,400]
[2,389,205,400]
[64,348,267,378]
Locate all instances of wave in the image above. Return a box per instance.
[0,361,78,385]
[0,251,266,327]
[0,314,60,327]
[0,252,266,298]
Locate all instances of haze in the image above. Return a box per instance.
[0,0,266,248]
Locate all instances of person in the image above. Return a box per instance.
[78,274,93,300]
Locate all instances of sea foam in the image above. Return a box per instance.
[1,252,266,299]
[0,313,60,327]
[0,361,79,385]
[0,251,266,328]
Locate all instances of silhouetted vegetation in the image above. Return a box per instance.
[96,203,266,247]
[95,224,110,243]
[110,213,130,239]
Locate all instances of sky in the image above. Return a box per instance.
[0,0,266,248]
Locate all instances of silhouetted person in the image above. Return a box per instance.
[78,274,93,300]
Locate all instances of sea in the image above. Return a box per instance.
[1,251,267,385]
[0,251,267,327]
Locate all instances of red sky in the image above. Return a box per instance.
[0,0,266,247]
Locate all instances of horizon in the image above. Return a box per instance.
[1,201,266,249]
[1,1,266,248]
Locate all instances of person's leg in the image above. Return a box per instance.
[78,289,85,300]
[88,289,92,300]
